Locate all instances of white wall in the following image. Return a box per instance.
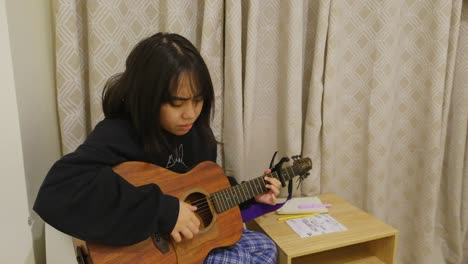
[2,0,61,263]
[0,1,35,263]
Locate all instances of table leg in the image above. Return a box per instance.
[278,248,291,264]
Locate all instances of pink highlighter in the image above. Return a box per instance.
[298,203,332,209]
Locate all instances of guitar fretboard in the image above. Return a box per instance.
[211,166,298,213]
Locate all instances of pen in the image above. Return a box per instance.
[277,213,319,221]
[297,203,332,209]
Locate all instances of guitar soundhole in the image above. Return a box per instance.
[185,192,213,230]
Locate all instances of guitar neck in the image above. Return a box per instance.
[211,165,297,213]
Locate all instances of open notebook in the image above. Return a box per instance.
[276,196,329,215]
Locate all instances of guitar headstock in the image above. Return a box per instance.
[291,155,312,178]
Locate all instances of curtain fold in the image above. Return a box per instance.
[53,0,468,263]
[437,2,468,262]
[55,0,89,154]
[300,0,331,197]
[224,0,330,195]
[198,0,224,164]
[222,0,244,176]
[320,1,465,263]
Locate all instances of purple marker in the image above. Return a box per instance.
[298,203,332,209]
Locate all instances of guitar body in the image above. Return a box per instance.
[81,161,243,264]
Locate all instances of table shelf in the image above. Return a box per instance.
[293,240,387,264]
[247,193,398,264]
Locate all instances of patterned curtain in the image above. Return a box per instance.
[54,0,467,263]
[319,2,467,263]
[55,0,225,154]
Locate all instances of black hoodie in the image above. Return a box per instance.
[33,118,243,246]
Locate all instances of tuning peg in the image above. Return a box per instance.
[292,155,301,161]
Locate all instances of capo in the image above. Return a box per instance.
[269,151,290,187]
[269,152,308,194]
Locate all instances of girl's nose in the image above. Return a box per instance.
[182,102,196,119]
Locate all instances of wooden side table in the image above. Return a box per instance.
[246,193,398,264]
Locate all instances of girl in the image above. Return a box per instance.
[34,32,280,263]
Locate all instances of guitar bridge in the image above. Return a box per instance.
[151,234,170,254]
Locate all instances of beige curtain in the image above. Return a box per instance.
[55,0,225,155]
[319,1,467,263]
[54,0,467,263]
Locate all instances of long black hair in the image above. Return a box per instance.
[102,32,215,159]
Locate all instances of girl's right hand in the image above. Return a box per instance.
[170,201,200,242]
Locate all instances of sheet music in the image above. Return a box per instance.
[285,214,347,238]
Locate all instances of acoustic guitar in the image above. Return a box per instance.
[73,156,312,264]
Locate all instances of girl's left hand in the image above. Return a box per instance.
[255,169,282,205]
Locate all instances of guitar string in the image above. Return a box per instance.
[185,171,282,207]
[186,180,264,209]
[185,184,272,215]
[183,168,298,213]
[180,165,305,214]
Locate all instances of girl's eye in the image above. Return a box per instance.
[170,101,183,107]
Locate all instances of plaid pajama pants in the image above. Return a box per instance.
[204,229,277,264]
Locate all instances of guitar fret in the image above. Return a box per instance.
[212,193,217,212]
[235,186,242,204]
[247,181,254,198]
[224,191,232,209]
[259,177,268,193]
[218,192,226,212]
[260,177,266,193]
[213,192,222,212]
[211,158,312,214]
[229,187,237,206]
[225,189,231,208]
[252,178,260,194]
[209,158,312,214]
[232,186,239,204]
[245,182,255,200]
[240,185,248,201]
[237,185,246,203]
[253,179,260,195]
[219,191,227,212]
[271,172,279,181]
[228,189,235,208]
[210,195,218,213]
[256,177,264,194]
[244,184,250,200]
